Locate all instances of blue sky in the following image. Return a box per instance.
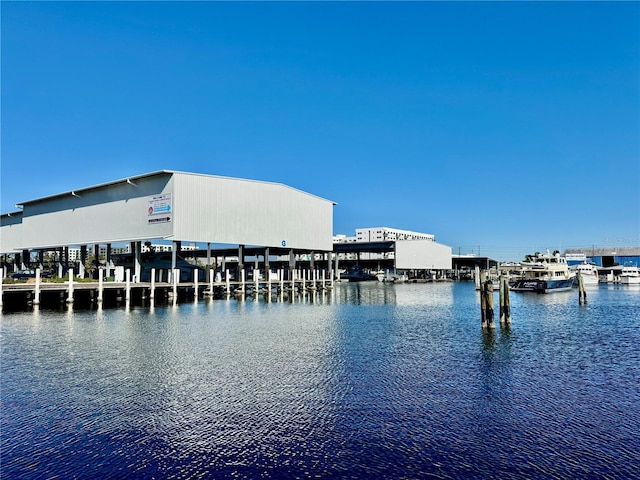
[2,1,638,261]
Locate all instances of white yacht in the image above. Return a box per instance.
[572,262,600,286]
[619,264,640,285]
[510,250,575,293]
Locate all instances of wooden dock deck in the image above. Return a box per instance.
[1,275,335,311]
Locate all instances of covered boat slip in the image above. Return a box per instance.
[0,171,336,282]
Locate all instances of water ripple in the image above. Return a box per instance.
[2,283,639,478]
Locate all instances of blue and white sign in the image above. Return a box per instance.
[148,193,172,223]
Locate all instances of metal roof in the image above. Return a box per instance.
[15,170,337,207]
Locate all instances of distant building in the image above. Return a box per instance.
[356,227,435,243]
[333,226,451,274]
[564,247,640,268]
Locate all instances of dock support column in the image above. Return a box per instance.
[206,242,212,266]
[92,245,100,279]
[289,249,296,281]
[133,241,141,282]
[255,268,260,294]
[125,269,131,303]
[58,247,64,278]
[80,245,87,278]
[106,244,112,279]
[578,272,587,305]
[150,268,155,300]
[67,268,74,304]
[98,268,104,303]
[238,245,245,283]
[38,251,44,270]
[0,267,3,308]
[132,241,142,283]
[194,269,199,302]
[173,268,179,305]
[499,275,511,325]
[291,269,296,302]
[264,248,271,294]
[171,241,181,283]
[334,253,340,281]
[225,269,230,296]
[34,268,41,305]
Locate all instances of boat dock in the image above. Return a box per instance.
[0,267,334,311]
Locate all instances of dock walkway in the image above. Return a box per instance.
[1,272,334,310]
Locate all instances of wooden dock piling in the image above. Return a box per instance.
[480,271,494,328]
[577,272,587,304]
[499,275,511,325]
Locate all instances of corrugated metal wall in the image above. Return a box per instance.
[395,240,452,270]
[17,174,173,249]
[3,172,334,252]
[0,213,24,252]
[173,173,334,251]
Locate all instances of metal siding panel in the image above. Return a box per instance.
[0,214,23,252]
[17,175,174,249]
[173,173,333,250]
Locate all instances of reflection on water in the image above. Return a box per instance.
[2,283,639,478]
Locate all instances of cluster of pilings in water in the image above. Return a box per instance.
[478,270,511,329]
[0,266,335,312]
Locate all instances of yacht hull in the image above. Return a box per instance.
[510,278,575,293]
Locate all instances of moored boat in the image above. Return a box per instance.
[619,264,640,285]
[340,265,378,282]
[510,250,575,293]
[376,269,407,283]
[571,262,599,286]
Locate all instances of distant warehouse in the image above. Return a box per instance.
[334,227,452,277]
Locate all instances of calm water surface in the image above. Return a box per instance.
[2,282,639,479]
